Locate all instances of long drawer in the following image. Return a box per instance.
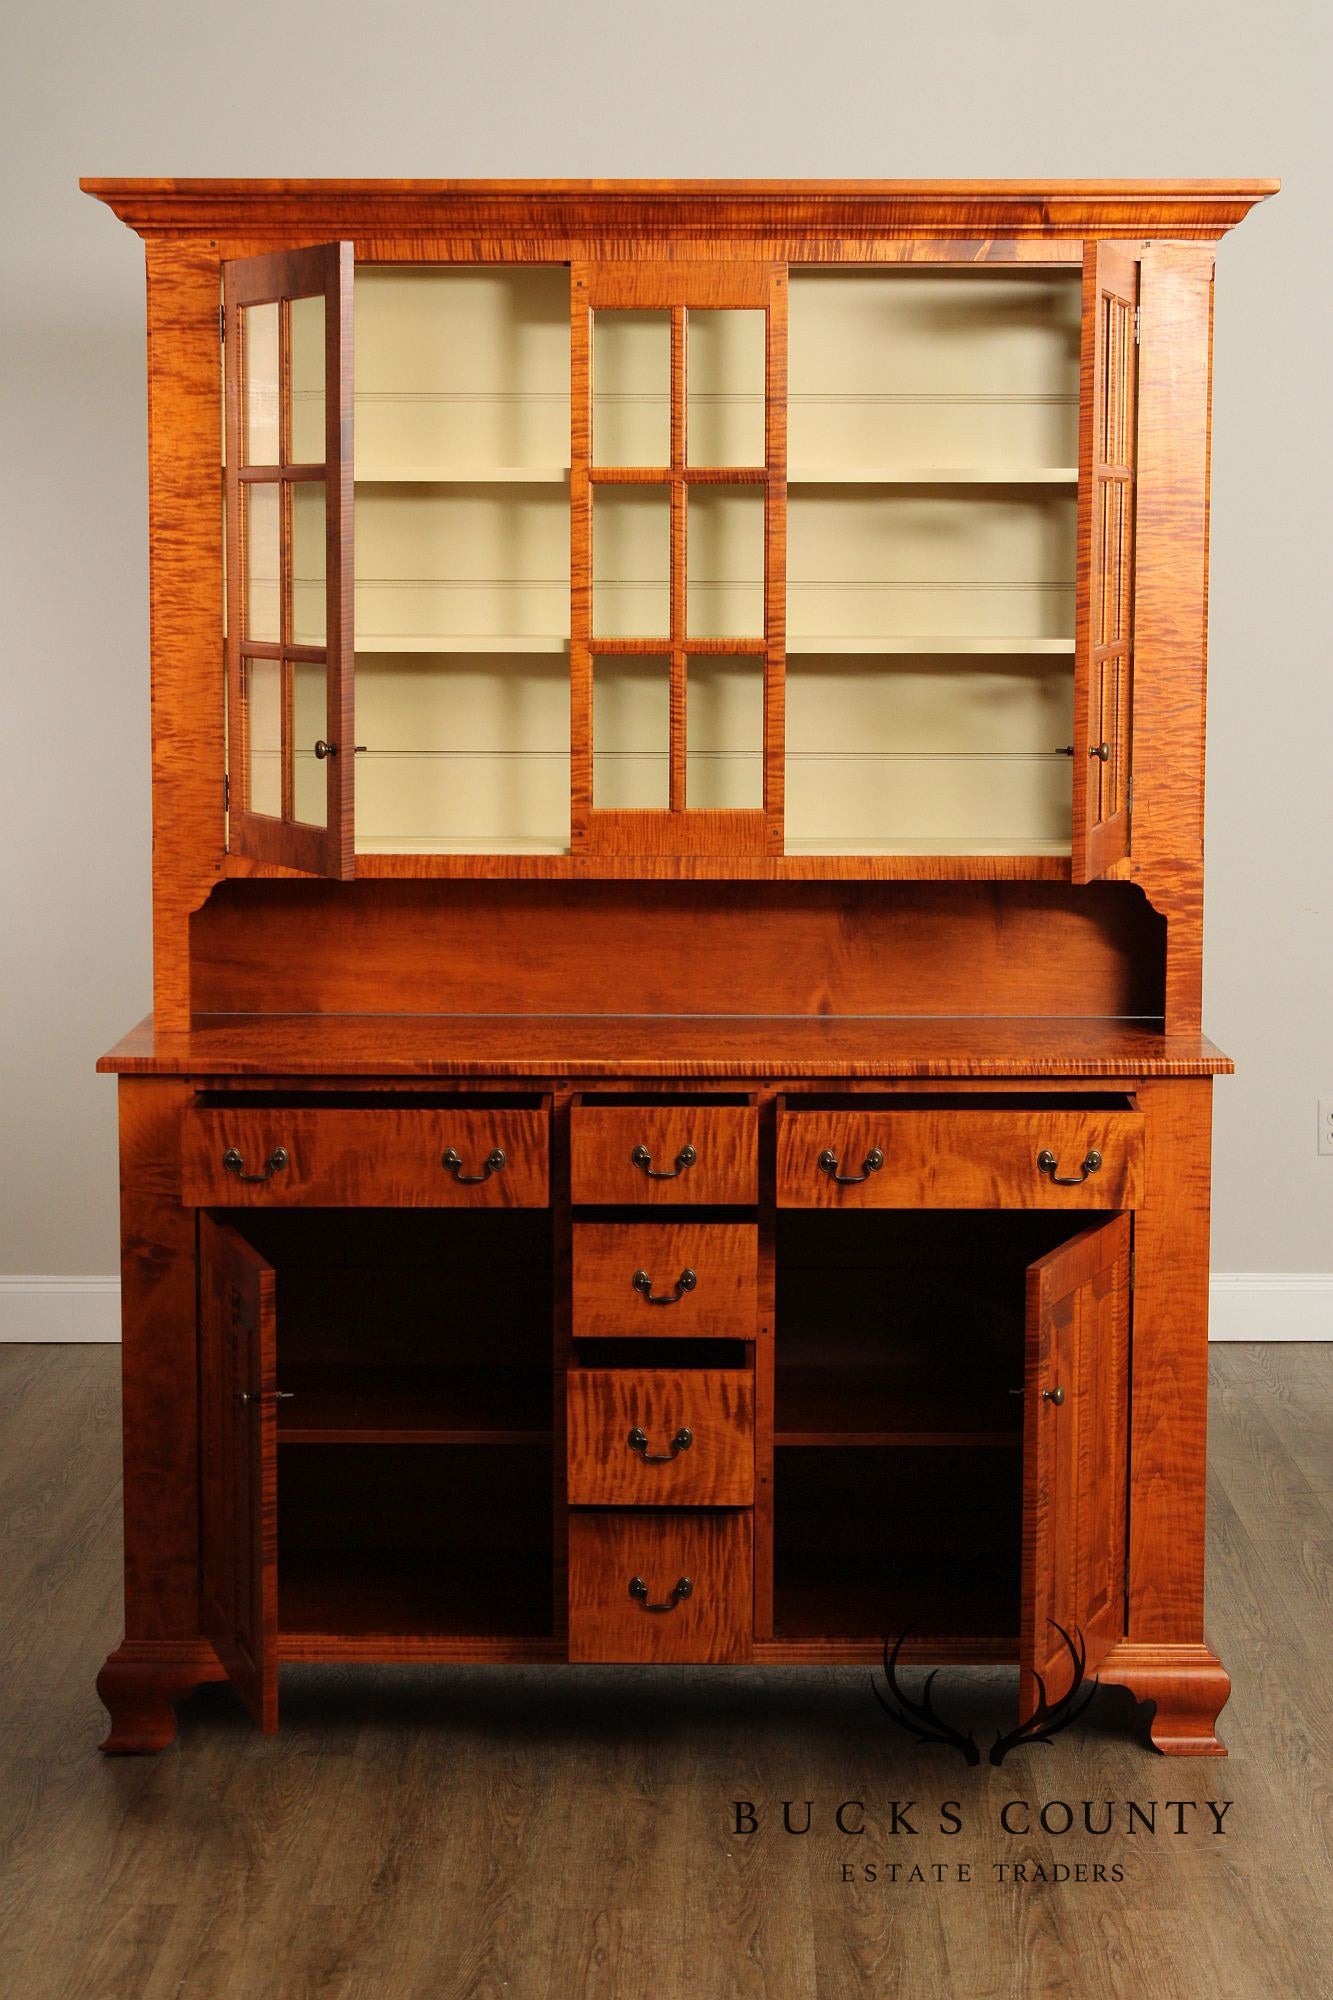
[572,1221,757,1340]
[570,1097,758,1205]
[180,1099,550,1207]
[777,1099,1145,1210]
[568,1368,754,1506]
[567,1509,753,1663]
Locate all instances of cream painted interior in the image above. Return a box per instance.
[281,263,1086,853]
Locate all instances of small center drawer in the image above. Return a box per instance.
[573,1222,757,1339]
[570,1096,758,1205]
[568,1367,754,1506]
[568,1509,753,1663]
[777,1096,1144,1211]
[180,1095,550,1207]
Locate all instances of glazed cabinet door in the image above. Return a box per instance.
[199,1212,279,1730]
[571,261,786,857]
[224,243,355,877]
[1020,1213,1130,1714]
[1072,244,1139,882]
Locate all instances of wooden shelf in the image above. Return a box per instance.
[276,1365,550,1445]
[279,1549,553,1641]
[788,467,1078,485]
[356,635,570,654]
[355,466,569,484]
[774,1363,1020,1449]
[787,635,1075,655]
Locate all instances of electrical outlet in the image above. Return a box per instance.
[1320,1099,1333,1157]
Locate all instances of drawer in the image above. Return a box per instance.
[777,1100,1145,1210]
[570,1097,757,1205]
[568,1368,754,1506]
[567,1509,752,1663]
[572,1222,757,1340]
[180,1098,550,1207]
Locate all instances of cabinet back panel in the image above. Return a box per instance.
[192,881,1164,1020]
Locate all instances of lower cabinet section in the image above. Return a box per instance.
[567,1510,754,1664]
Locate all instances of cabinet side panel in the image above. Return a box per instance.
[117,1078,201,1638]
[146,241,227,1028]
[1127,1077,1213,1640]
[1130,246,1214,1030]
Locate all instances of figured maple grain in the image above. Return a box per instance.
[1096,1639,1231,1755]
[776,1105,1145,1209]
[571,1221,757,1338]
[1020,1214,1130,1715]
[567,1368,754,1505]
[98,1013,1234,1079]
[570,1100,758,1203]
[567,1509,753,1663]
[180,1103,551,1207]
[189,879,1165,1020]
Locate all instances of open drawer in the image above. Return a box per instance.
[181,1092,551,1207]
[776,1093,1145,1210]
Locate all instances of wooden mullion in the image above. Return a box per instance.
[669,307,687,813]
[280,654,294,822]
[238,463,323,484]
[591,635,687,657]
[764,267,788,854]
[241,639,326,664]
[588,465,673,485]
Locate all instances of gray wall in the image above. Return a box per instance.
[1,0,1327,1283]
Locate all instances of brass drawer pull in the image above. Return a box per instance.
[629,1574,693,1612]
[222,1145,288,1184]
[1037,1148,1103,1186]
[628,1425,694,1462]
[442,1145,506,1184]
[632,1267,697,1306]
[631,1142,697,1180]
[818,1145,884,1185]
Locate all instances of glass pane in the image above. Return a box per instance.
[687,310,765,466]
[291,480,327,645]
[292,658,328,827]
[594,312,670,466]
[593,486,670,639]
[686,657,763,809]
[290,294,326,464]
[243,302,280,465]
[245,482,280,642]
[686,488,764,638]
[247,656,282,817]
[594,656,669,809]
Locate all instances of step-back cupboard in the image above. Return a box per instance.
[83,178,1277,1754]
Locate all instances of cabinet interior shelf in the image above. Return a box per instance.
[773,1363,1022,1446]
[786,635,1075,655]
[356,635,570,654]
[276,1364,551,1445]
[355,466,570,484]
[787,467,1078,486]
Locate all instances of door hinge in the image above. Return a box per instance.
[224,771,230,813]
[1129,1249,1136,1293]
[220,302,226,342]
[1126,771,1133,838]
[1133,304,1141,346]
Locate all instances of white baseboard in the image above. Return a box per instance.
[1206,1273,1333,1342]
[1,1273,1330,1344]
[0,1277,122,1342]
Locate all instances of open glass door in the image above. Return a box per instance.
[1020,1214,1130,1713]
[1073,245,1139,882]
[199,1213,278,1731]
[224,244,354,877]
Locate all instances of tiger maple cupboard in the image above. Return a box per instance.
[84,178,1276,1757]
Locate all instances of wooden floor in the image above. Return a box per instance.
[0,1344,1328,2000]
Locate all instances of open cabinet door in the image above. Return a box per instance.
[1020,1214,1130,1715]
[1072,245,1139,883]
[224,244,354,877]
[199,1213,278,1731]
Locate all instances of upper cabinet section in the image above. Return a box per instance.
[102,181,1273,886]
